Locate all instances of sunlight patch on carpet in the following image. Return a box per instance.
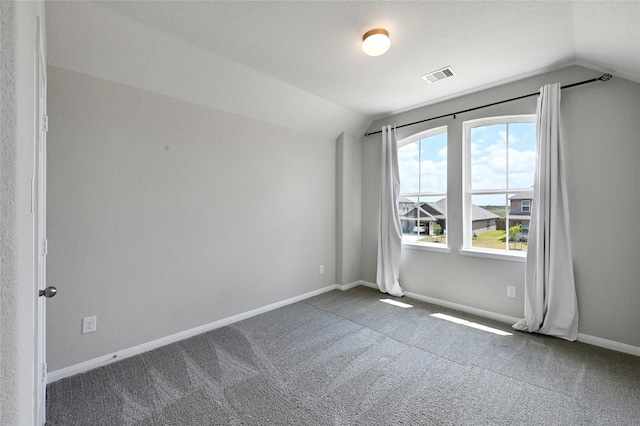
[431,313,512,336]
[379,299,414,309]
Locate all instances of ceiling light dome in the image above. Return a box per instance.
[362,28,390,56]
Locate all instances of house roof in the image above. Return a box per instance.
[430,198,500,222]
[400,204,440,223]
[470,204,500,221]
[509,191,534,200]
[401,199,498,222]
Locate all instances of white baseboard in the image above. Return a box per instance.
[402,290,521,325]
[360,281,639,357]
[358,280,378,290]
[358,280,519,324]
[47,284,340,384]
[336,280,362,291]
[577,333,640,357]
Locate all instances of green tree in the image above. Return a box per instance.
[509,224,522,248]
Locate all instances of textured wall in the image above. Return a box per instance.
[336,132,362,285]
[46,67,337,370]
[1,1,46,424]
[0,1,19,423]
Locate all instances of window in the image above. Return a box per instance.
[398,127,447,247]
[463,116,535,255]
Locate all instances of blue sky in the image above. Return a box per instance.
[398,131,447,195]
[399,122,536,206]
[471,122,536,193]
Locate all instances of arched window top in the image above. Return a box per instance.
[398,125,447,149]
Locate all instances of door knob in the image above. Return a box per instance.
[39,286,57,298]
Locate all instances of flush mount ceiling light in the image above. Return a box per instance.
[362,28,390,56]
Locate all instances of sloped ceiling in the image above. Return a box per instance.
[47,1,640,139]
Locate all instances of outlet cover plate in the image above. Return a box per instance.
[82,316,97,334]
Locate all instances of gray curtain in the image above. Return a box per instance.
[513,83,579,341]
[376,126,404,297]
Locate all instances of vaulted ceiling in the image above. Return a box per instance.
[47,1,640,139]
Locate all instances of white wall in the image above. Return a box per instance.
[0,1,46,424]
[363,65,640,348]
[44,0,355,372]
[46,67,336,370]
[336,132,362,285]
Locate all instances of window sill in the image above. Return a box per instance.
[458,248,526,263]
[402,242,451,254]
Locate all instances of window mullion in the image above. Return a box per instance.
[417,140,422,240]
[505,123,510,191]
[505,193,510,250]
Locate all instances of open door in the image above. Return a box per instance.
[34,16,54,426]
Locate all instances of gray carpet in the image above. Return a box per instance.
[46,286,640,425]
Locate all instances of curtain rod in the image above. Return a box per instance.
[364,73,613,137]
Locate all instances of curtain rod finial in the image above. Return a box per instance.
[599,74,613,82]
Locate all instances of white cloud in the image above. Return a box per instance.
[498,130,522,144]
[399,158,419,193]
[472,144,534,190]
[472,163,505,189]
[508,148,536,172]
[399,138,447,194]
[420,159,447,192]
[398,142,418,161]
[468,121,535,193]
[470,142,482,157]
[399,158,447,194]
[438,146,447,159]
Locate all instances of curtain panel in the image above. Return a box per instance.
[376,125,404,297]
[513,83,579,341]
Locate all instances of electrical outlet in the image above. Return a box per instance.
[507,286,516,298]
[82,316,97,334]
[319,265,325,274]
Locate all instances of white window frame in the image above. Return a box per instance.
[460,115,535,261]
[398,126,450,253]
[521,199,531,213]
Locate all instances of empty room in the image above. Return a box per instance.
[2,1,639,425]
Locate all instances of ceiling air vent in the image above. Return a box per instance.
[421,66,456,84]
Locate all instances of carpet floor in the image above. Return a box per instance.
[46,286,640,425]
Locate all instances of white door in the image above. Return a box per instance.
[34,16,52,426]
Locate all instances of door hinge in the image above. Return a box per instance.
[42,239,48,256]
[42,115,48,132]
[41,363,47,382]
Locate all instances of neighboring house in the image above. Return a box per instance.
[399,198,499,236]
[398,196,414,216]
[470,203,501,235]
[502,191,533,236]
[399,198,447,236]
